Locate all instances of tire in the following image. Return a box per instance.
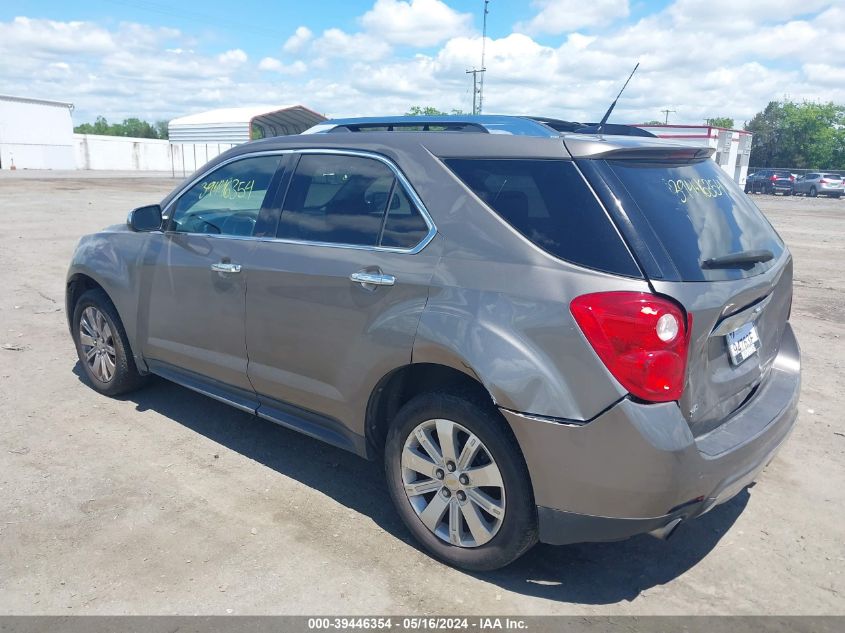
[810,186,818,197]
[384,391,538,571]
[72,288,147,396]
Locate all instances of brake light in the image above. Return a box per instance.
[820,179,829,184]
[790,175,795,182]
[570,292,691,402]
[770,175,778,181]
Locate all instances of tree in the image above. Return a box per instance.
[73,116,169,139]
[405,106,464,116]
[641,120,663,125]
[745,100,845,169]
[154,120,169,140]
[705,117,735,129]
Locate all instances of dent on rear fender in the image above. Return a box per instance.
[413,284,628,421]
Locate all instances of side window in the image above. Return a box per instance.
[380,186,430,248]
[278,154,393,246]
[446,158,640,277]
[170,155,281,236]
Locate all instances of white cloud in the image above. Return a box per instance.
[360,0,472,46]
[311,28,392,63]
[0,16,115,55]
[283,26,313,53]
[217,49,247,65]
[258,57,307,75]
[516,0,630,35]
[1,1,844,129]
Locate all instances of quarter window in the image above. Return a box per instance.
[170,155,281,236]
[381,186,429,248]
[278,154,428,248]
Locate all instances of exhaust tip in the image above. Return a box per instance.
[649,517,682,541]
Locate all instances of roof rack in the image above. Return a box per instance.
[302,115,656,138]
[304,115,561,138]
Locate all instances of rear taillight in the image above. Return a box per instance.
[570,292,691,403]
[820,179,829,184]
[790,175,795,182]
[770,175,778,181]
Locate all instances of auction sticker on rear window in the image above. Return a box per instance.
[726,321,761,366]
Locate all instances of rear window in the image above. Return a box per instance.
[445,158,640,277]
[823,174,842,179]
[596,158,784,281]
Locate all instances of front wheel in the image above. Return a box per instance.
[385,392,538,571]
[72,289,147,396]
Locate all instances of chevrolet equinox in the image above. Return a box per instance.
[66,115,800,570]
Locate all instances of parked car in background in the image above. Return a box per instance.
[792,173,844,198]
[744,169,794,195]
[66,115,801,571]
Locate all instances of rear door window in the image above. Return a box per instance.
[278,153,429,249]
[595,158,784,281]
[445,158,640,277]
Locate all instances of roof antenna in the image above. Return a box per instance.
[596,62,639,133]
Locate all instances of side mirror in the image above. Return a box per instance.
[127,204,163,232]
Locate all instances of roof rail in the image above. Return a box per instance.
[303,115,561,138]
[302,115,657,138]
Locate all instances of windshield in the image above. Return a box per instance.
[596,158,784,281]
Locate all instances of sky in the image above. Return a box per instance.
[1,0,843,127]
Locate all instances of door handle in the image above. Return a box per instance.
[210,262,242,274]
[349,271,395,287]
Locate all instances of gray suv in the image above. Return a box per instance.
[66,115,800,571]
[792,172,844,198]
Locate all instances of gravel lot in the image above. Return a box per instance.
[0,172,843,615]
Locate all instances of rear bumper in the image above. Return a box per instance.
[501,323,801,546]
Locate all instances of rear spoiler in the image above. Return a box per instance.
[562,134,715,161]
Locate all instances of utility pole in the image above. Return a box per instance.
[466,1,490,115]
[661,108,676,124]
[466,69,484,115]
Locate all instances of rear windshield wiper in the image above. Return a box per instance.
[702,249,774,269]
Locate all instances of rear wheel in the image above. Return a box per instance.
[384,392,538,571]
[810,186,818,197]
[72,289,147,396]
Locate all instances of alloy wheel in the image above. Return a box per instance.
[401,418,506,548]
[79,306,117,382]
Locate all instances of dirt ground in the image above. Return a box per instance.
[0,172,842,615]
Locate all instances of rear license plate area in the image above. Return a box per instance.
[726,321,761,366]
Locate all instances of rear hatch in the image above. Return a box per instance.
[573,141,792,436]
[771,171,793,187]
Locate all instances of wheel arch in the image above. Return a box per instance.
[365,362,497,459]
[66,272,111,331]
[66,269,147,373]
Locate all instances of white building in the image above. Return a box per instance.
[0,94,76,170]
[633,124,753,184]
[167,105,326,175]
